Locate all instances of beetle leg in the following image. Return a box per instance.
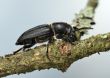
[23,43,35,51]
[67,38,73,44]
[46,43,51,61]
[14,43,35,54]
[68,38,74,45]
[13,47,23,54]
[46,38,53,61]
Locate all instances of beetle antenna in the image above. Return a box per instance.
[78,27,93,30]
[73,27,93,31]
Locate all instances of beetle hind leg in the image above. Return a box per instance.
[22,43,35,51]
[14,43,35,54]
[13,47,23,54]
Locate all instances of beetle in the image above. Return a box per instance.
[14,22,93,60]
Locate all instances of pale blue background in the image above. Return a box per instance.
[0,0,110,78]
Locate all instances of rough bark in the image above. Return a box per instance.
[1,0,108,77]
[0,32,110,77]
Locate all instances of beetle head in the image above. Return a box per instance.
[62,27,77,43]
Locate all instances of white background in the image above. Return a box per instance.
[0,0,110,78]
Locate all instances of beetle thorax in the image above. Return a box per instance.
[51,23,72,39]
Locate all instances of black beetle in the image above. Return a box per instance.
[14,22,93,60]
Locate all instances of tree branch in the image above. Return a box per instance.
[0,0,105,77]
[0,32,110,77]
